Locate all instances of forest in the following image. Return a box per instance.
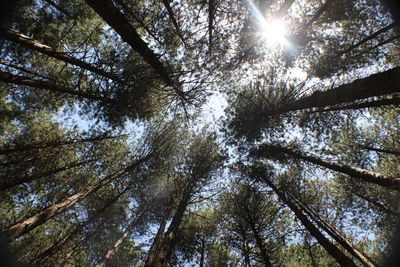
[0,0,399,266]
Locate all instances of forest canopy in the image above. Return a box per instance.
[0,0,399,266]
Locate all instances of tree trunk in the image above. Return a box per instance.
[296,0,334,40]
[355,192,400,217]
[2,28,124,83]
[257,144,400,190]
[30,184,131,265]
[250,223,273,267]
[0,158,96,191]
[359,145,400,157]
[275,0,296,18]
[0,134,120,155]
[95,208,147,267]
[199,236,206,267]
[3,154,151,242]
[273,66,400,114]
[161,0,186,46]
[337,23,396,57]
[288,193,376,267]
[0,71,115,103]
[144,182,194,266]
[259,177,356,266]
[310,96,400,113]
[84,0,179,92]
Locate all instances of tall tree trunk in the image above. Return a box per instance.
[145,206,172,267]
[310,96,400,113]
[2,28,124,83]
[0,71,116,104]
[199,236,206,267]
[3,154,151,242]
[144,181,194,266]
[95,208,147,267]
[337,23,396,57]
[161,0,186,46]
[30,184,131,265]
[359,145,400,157]
[288,192,376,267]
[84,0,180,96]
[275,0,296,18]
[242,237,251,267]
[42,0,71,18]
[249,223,273,267]
[355,192,400,217]
[272,67,400,115]
[0,158,96,191]
[0,134,120,155]
[257,144,400,190]
[258,176,356,266]
[296,0,334,41]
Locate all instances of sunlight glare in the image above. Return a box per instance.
[260,19,288,46]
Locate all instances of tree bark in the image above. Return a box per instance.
[337,23,396,57]
[272,67,400,114]
[2,28,124,83]
[0,71,115,103]
[84,0,179,92]
[288,193,376,267]
[250,223,273,267]
[95,208,146,267]
[3,154,151,242]
[144,181,194,266]
[359,145,400,157]
[161,0,186,46]
[257,144,400,190]
[30,183,132,266]
[311,96,400,112]
[0,158,96,191]
[0,134,120,155]
[259,177,356,266]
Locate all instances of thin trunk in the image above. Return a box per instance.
[272,66,400,114]
[42,0,71,18]
[145,207,171,266]
[114,0,163,46]
[56,237,86,266]
[257,144,400,190]
[337,23,396,57]
[0,59,56,81]
[3,154,151,242]
[0,158,96,191]
[297,0,334,38]
[0,134,120,155]
[359,145,400,157]
[260,177,356,266]
[30,183,132,266]
[161,0,186,46]
[288,193,375,267]
[304,236,318,267]
[144,182,194,266]
[199,236,205,267]
[2,28,124,83]
[310,96,400,113]
[208,0,215,53]
[0,71,115,104]
[84,0,179,92]
[355,192,400,217]
[250,223,272,267]
[355,34,400,58]
[95,208,147,267]
[275,0,296,18]
[242,238,251,267]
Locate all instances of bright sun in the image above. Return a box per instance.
[259,19,288,46]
